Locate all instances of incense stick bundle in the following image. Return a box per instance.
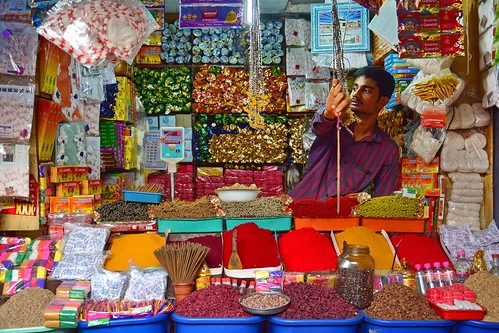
[154,242,210,284]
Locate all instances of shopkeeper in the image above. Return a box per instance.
[290,67,401,200]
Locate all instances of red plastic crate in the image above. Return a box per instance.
[429,302,486,320]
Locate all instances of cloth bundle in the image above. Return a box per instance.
[446,172,484,231]
[440,131,489,173]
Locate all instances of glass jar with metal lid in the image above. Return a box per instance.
[336,243,375,309]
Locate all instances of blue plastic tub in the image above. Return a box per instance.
[157,218,224,233]
[361,312,455,333]
[0,328,75,333]
[172,313,265,333]
[78,313,170,333]
[452,320,499,333]
[268,312,363,333]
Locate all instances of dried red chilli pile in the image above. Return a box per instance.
[289,197,358,218]
[278,283,357,319]
[175,284,251,318]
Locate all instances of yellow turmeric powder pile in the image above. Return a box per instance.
[104,233,166,271]
[334,226,397,270]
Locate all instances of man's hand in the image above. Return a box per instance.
[324,79,351,121]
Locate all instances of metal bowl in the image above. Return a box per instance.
[215,189,260,202]
[239,292,290,316]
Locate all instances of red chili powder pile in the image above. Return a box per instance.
[290,197,358,218]
[223,222,279,269]
[279,228,337,272]
[390,234,450,269]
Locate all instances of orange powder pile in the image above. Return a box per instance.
[104,233,165,271]
[334,226,397,270]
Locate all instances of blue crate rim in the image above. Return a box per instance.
[268,312,363,326]
[78,313,170,328]
[172,312,265,324]
[457,320,499,328]
[362,311,455,327]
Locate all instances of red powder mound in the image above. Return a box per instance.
[290,197,358,218]
[223,222,279,269]
[279,228,337,272]
[390,234,450,269]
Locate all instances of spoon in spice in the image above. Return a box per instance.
[228,229,243,270]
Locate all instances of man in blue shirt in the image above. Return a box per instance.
[290,67,401,200]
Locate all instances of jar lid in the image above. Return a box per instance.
[345,244,370,254]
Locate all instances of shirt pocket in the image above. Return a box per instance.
[344,162,372,195]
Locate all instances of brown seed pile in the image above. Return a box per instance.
[464,271,499,322]
[240,293,289,310]
[0,288,55,329]
[365,282,441,321]
[148,196,219,219]
[222,197,286,218]
[95,200,149,221]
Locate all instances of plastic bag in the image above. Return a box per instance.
[51,252,107,280]
[62,223,110,254]
[0,21,39,76]
[91,265,129,300]
[123,264,167,301]
[441,130,489,173]
[410,105,446,164]
[406,57,454,75]
[37,0,159,65]
[284,18,307,47]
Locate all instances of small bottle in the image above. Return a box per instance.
[214,278,222,285]
[442,261,454,286]
[423,263,435,289]
[195,261,211,290]
[414,264,427,295]
[246,281,255,294]
[238,280,248,294]
[489,254,499,277]
[399,258,416,290]
[232,279,238,289]
[454,250,471,284]
[433,262,445,287]
[222,278,231,286]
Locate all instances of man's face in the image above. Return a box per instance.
[350,76,389,116]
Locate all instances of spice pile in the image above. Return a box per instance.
[335,226,396,270]
[176,284,251,318]
[95,201,149,221]
[278,283,357,319]
[464,271,499,322]
[279,228,337,272]
[0,288,55,329]
[104,233,166,271]
[290,197,358,218]
[358,195,420,218]
[240,293,289,310]
[223,223,279,269]
[222,196,287,218]
[365,282,441,321]
[390,234,450,269]
[148,196,219,219]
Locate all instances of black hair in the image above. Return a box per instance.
[353,66,395,99]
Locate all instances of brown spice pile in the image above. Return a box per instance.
[221,196,287,218]
[148,196,219,219]
[464,271,499,322]
[365,282,441,321]
[0,288,55,329]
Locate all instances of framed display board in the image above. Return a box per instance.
[311,3,371,53]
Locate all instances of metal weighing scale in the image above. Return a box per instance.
[159,127,185,201]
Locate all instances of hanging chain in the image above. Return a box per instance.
[246,0,266,129]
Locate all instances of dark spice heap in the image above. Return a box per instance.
[464,271,499,322]
[365,282,441,321]
[148,196,219,219]
[169,235,222,269]
[290,197,358,218]
[176,284,251,318]
[279,228,337,272]
[223,223,279,269]
[94,200,149,221]
[0,288,55,329]
[278,283,358,319]
[221,196,287,218]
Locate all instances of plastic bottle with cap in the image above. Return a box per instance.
[454,250,471,283]
[442,261,454,286]
[423,263,436,289]
[489,254,499,277]
[414,264,427,295]
[238,280,248,294]
[246,281,256,294]
[231,279,238,289]
[433,262,445,287]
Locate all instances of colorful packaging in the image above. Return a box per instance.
[51,167,73,183]
[49,197,70,214]
[81,179,103,195]
[56,182,81,197]
[69,196,94,214]
[73,167,89,181]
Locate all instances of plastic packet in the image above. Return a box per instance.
[406,58,454,75]
[2,266,47,296]
[283,271,305,285]
[0,77,35,141]
[410,105,446,164]
[284,18,306,47]
[62,223,110,254]
[304,82,329,111]
[441,129,489,173]
[50,251,107,280]
[36,0,159,66]
[0,20,39,76]
[123,264,167,301]
[306,272,336,288]
[255,269,283,293]
[91,265,129,300]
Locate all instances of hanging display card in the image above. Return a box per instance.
[179,0,243,28]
